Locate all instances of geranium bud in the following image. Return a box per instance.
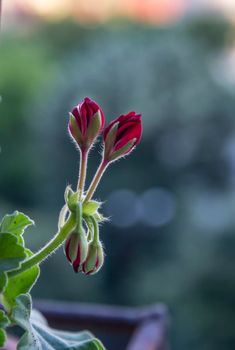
[82,241,104,275]
[69,97,105,151]
[65,231,88,273]
[103,112,142,162]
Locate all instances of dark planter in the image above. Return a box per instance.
[34,300,169,350]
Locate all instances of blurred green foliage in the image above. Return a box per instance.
[1,16,235,350]
[0,35,54,204]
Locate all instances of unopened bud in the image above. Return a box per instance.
[68,97,105,151]
[103,112,142,162]
[82,241,104,275]
[64,231,88,273]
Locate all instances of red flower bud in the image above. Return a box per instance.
[69,97,105,151]
[64,231,88,273]
[82,241,104,275]
[103,112,142,162]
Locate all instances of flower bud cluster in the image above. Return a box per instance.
[64,97,142,276]
[64,198,104,275]
[69,97,142,163]
[65,228,104,275]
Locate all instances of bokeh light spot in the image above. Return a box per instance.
[104,189,140,228]
[139,187,176,227]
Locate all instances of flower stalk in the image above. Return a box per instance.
[77,149,88,197]
[84,160,108,202]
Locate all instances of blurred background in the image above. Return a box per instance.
[1,1,235,349]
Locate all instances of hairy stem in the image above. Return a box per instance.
[77,150,88,198]
[8,213,76,278]
[90,216,99,244]
[84,160,108,202]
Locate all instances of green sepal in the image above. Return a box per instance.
[93,212,109,223]
[104,122,119,159]
[64,186,79,212]
[83,201,101,216]
[12,294,106,350]
[58,204,68,228]
[69,113,83,146]
[110,138,136,161]
[2,249,40,311]
[86,111,102,146]
[64,185,74,203]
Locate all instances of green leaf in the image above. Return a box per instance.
[0,211,34,240]
[2,249,40,310]
[0,233,26,271]
[0,272,8,293]
[0,328,7,347]
[13,294,106,350]
[0,310,10,348]
[0,310,10,329]
[83,201,101,216]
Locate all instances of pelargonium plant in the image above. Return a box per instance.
[0,97,142,350]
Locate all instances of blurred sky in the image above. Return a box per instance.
[3,0,235,26]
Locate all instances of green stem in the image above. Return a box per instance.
[75,202,82,231]
[77,149,88,198]
[90,216,99,244]
[8,213,76,278]
[84,160,108,202]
